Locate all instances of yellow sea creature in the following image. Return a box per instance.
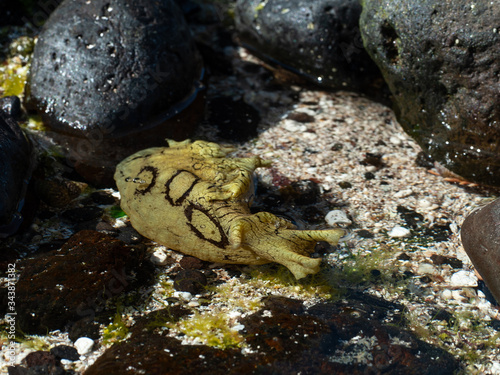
[114,139,345,279]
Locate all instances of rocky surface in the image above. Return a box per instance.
[84,295,459,374]
[15,230,154,335]
[0,96,34,238]
[24,0,204,186]
[360,0,500,186]
[461,198,500,304]
[1,2,500,374]
[235,0,383,92]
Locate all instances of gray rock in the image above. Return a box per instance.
[461,198,500,304]
[25,0,204,186]
[360,0,500,186]
[235,0,382,91]
[0,96,34,238]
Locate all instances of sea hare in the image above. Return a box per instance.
[114,139,345,279]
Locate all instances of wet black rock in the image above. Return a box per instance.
[208,97,260,142]
[430,254,463,269]
[24,0,204,186]
[16,230,154,334]
[461,198,500,304]
[61,206,104,223]
[397,205,424,229]
[0,96,35,238]
[50,345,80,361]
[281,179,321,205]
[35,177,82,208]
[86,294,459,374]
[360,0,500,186]
[235,0,383,91]
[173,269,208,294]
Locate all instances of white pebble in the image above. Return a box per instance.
[388,226,411,238]
[450,270,478,287]
[489,362,500,374]
[418,263,439,276]
[173,291,193,301]
[389,135,402,145]
[325,210,352,226]
[441,290,453,300]
[417,199,431,209]
[232,324,245,332]
[74,337,94,355]
[394,189,412,198]
[283,119,307,132]
[150,249,168,266]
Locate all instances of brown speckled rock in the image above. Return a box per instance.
[16,230,155,334]
[84,294,459,374]
[461,198,500,304]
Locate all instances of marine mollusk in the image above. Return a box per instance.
[114,139,345,279]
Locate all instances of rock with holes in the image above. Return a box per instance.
[360,0,500,186]
[24,0,204,186]
[234,0,382,92]
[114,139,346,279]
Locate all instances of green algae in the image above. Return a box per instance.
[102,312,130,345]
[0,34,34,98]
[170,310,245,349]
[108,206,127,219]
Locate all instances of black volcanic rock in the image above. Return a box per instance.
[235,0,382,91]
[360,0,500,185]
[0,96,34,238]
[24,0,204,186]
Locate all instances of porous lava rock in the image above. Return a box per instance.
[360,0,500,185]
[24,0,204,186]
[0,96,34,238]
[461,198,500,304]
[16,230,154,334]
[234,0,382,91]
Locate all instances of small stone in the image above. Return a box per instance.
[174,269,207,294]
[452,290,465,301]
[450,270,478,287]
[150,249,168,266]
[286,111,315,123]
[338,181,352,189]
[417,263,439,276]
[24,351,58,367]
[388,226,411,238]
[50,345,80,361]
[356,229,374,239]
[173,291,193,302]
[74,337,94,355]
[325,210,352,226]
[441,290,453,300]
[179,256,205,270]
[431,254,463,269]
